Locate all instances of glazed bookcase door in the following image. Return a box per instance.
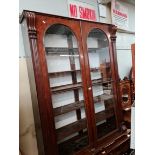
[81,22,119,142]
[44,24,90,155]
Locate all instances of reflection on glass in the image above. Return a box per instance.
[87,29,116,139]
[44,24,88,155]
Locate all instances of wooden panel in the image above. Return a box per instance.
[56,118,87,141]
[131,43,135,81]
[52,83,82,93]
[54,100,84,116]
[88,130,130,155]
[131,43,135,105]
[58,133,89,155]
[95,109,114,123]
[74,130,131,155]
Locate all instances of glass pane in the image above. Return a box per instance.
[87,29,117,139]
[44,24,89,155]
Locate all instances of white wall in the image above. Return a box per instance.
[19,25,25,57]
[115,0,135,79]
[19,58,39,155]
[118,0,135,32]
[19,0,98,16]
[99,3,112,24]
[116,32,135,79]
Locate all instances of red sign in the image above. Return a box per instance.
[111,0,128,30]
[68,1,97,21]
[113,9,127,18]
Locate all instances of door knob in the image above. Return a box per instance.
[88,87,92,90]
[101,151,106,154]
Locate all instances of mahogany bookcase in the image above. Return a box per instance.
[20,10,130,155]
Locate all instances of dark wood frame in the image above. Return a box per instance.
[131,44,135,82]
[131,43,135,104]
[20,10,129,155]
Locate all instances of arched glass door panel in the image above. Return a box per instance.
[87,29,117,139]
[44,24,89,155]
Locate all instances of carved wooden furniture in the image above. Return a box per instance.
[119,78,132,110]
[119,78,132,128]
[20,10,130,155]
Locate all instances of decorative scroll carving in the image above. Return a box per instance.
[24,11,37,39]
[109,25,117,42]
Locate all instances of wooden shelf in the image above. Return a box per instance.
[56,108,115,141]
[90,67,100,72]
[54,100,84,116]
[88,48,110,53]
[96,116,116,139]
[92,78,113,86]
[92,78,103,85]
[52,83,82,93]
[45,47,78,54]
[51,78,113,94]
[95,108,114,123]
[56,118,87,141]
[45,47,104,54]
[48,67,105,78]
[48,69,81,77]
[54,94,114,116]
[94,94,114,104]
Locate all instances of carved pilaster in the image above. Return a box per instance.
[109,25,117,42]
[22,11,58,155]
[109,25,124,126]
[23,11,40,78]
[21,11,45,155]
[24,11,37,39]
[109,25,118,79]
